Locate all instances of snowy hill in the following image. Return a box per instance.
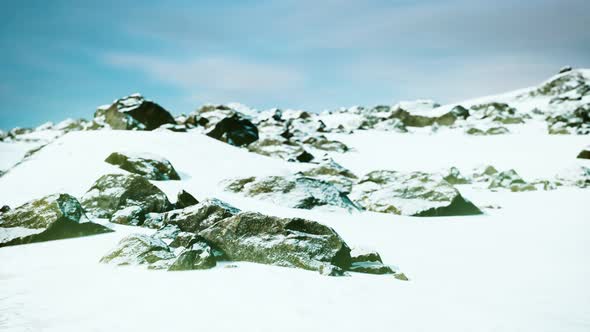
[0,68,589,331]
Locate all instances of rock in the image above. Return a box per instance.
[559,66,573,74]
[577,148,590,159]
[443,167,471,185]
[81,174,172,223]
[0,205,9,213]
[470,102,524,124]
[168,241,217,271]
[295,150,315,163]
[223,175,361,211]
[299,158,358,193]
[0,194,112,247]
[152,224,181,241]
[466,126,510,135]
[197,211,352,274]
[350,170,482,216]
[206,114,259,146]
[163,198,241,233]
[247,138,305,161]
[100,233,175,269]
[94,94,175,130]
[450,105,470,119]
[350,248,383,263]
[301,135,349,153]
[348,248,395,274]
[175,190,199,209]
[105,152,180,181]
[488,169,536,192]
[472,165,499,182]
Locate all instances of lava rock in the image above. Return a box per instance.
[81,174,172,223]
[0,194,112,247]
[105,152,180,181]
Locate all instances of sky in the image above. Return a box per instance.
[1,0,589,129]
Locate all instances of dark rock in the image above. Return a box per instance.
[0,205,9,213]
[81,174,172,223]
[488,169,536,192]
[450,105,470,119]
[577,148,590,159]
[0,194,112,247]
[295,150,315,163]
[197,211,352,273]
[175,190,199,209]
[206,114,259,146]
[443,167,471,185]
[105,152,180,181]
[94,94,175,131]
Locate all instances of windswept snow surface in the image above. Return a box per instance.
[0,130,589,331]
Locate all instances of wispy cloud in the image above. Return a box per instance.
[103,53,306,104]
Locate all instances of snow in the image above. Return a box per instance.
[1,70,590,331]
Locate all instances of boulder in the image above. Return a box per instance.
[223,175,361,211]
[578,148,590,159]
[301,135,349,153]
[466,126,510,135]
[488,170,537,192]
[168,241,217,271]
[206,114,259,146]
[105,152,180,181]
[197,211,352,273]
[443,167,471,185]
[163,198,240,233]
[94,94,175,130]
[299,158,358,193]
[0,194,112,247]
[81,174,172,223]
[470,102,524,124]
[348,247,395,275]
[450,105,470,119]
[350,170,482,216]
[100,233,175,269]
[175,190,199,209]
[295,150,315,163]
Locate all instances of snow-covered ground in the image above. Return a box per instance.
[0,128,589,331]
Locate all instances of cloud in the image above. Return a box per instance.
[103,53,306,103]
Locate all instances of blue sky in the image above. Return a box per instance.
[1,0,589,129]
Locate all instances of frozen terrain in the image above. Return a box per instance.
[1,69,589,331]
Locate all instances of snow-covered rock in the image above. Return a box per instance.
[0,193,112,247]
[162,198,240,233]
[350,170,482,216]
[104,152,180,181]
[94,94,175,131]
[223,175,360,211]
[100,233,176,269]
[81,173,172,223]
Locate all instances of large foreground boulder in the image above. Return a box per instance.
[105,152,180,181]
[94,94,175,130]
[198,211,352,273]
[223,175,360,211]
[206,114,259,146]
[0,194,112,247]
[81,174,172,224]
[350,170,482,216]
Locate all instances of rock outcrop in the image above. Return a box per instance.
[223,175,360,211]
[94,94,175,130]
[105,152,180,181]
[0,194,112,247]
[350,170,482,216]
[81,174,172,224]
